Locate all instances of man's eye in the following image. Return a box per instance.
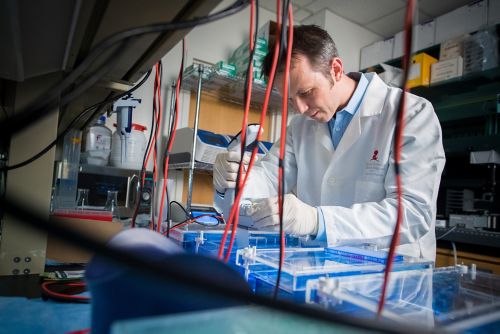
[299,89,312,96]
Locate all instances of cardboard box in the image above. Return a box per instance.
[431,57,463,84]
[394,20,437,58]
[46,216,123,263]
[416,20,437,50]
[360,37,394,70]
[440,35,468,61]
[408,53,438,88]
[435,0,488,44]
[392,30,415,59]
[463,29,499,75]
[378,64,403,87]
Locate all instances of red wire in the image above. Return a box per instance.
[144,70,159,172]
[223,0,256,263]
[377,0,415,317]
[163,214,224,234]
[153,66,160,230]
[218,0,282,261]
[143,64,161,229]
[157,39,185,233]
[41,281,90,302]
[276,3,293,290]
[132,67,159,229]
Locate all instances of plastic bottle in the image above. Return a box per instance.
[110,123,147,170]
[55,129,82,208]
[82,116,112,166]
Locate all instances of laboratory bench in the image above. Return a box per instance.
[1,226,499,334]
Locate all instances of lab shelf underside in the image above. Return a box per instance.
[436,227,500,248]
[181,66,284,113]
[168,162,213,172]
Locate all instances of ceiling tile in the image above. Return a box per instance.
[417,0,473,17]
[292,0,316,6]
[365,8,431,38]
[304,0,406,25]
[293,8,313,22]
[258,0,280,13]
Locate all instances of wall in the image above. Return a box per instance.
[303,9,382,72]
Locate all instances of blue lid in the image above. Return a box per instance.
[99,115,106,122]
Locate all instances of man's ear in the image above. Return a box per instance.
[330,57,343,82]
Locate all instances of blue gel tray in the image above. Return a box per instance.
[236,247,433,294]
[305,266,500,332]
[170,226,300,253]
[325,246,403,264]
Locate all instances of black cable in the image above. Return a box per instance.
[0,68,152,172]
[226,123,260,148]
[150,61,162,230]
[171,200,191,219]
[278,0,290,61]
[1,196,428,334]
[166,200,189,237]
[161,39,186,236]
[132,67,159,227]
[1,105,8,119]
[0,41,127,146]
[235,1,259,198]
[436,225,457,240]
[0,0,250,141]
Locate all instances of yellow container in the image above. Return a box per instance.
[407,53,438,88]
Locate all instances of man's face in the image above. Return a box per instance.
[276,55,341,123]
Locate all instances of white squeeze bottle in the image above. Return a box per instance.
[82,115,112,166]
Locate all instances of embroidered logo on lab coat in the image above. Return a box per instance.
[365,150,386,178]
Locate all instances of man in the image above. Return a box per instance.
[213,25,445,261]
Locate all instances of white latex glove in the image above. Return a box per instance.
[250,194,319,237]
[213,151,250,193]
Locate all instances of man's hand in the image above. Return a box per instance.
[250,194,319,236]
[213,152,250,193]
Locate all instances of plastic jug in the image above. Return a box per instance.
[110,123,147,170]
[82,115,112,166]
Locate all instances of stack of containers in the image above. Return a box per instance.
[227,36,269,85]
[463,28,499,75]
[431,35,466,84]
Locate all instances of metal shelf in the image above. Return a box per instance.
[79,164,142,177]
[436,227,500,248]
[168,161,213,172]
[181,63,284,113]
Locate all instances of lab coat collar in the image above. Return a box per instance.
[311,73,388,155]
[331,73,387,159]
[358,73,388,117]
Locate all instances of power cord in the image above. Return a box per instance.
[275,0,293,300]
[0,68,152,171]
[41,280,90,304]
[377,0,416,317]
[0,1,250,141]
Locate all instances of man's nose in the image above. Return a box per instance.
[294,98,308,114]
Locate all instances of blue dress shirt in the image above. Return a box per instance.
[315,73,369,242]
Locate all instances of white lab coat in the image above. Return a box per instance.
[242,73,446,261]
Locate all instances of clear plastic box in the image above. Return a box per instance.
[306,265,500,333]
[305,265,500,332]
[169,225,300,254]
[236,247,433,294]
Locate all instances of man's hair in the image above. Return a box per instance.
[264,25,339,80]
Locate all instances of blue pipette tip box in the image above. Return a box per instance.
[325,246,403,264]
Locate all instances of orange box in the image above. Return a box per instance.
[407,53,438,88]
